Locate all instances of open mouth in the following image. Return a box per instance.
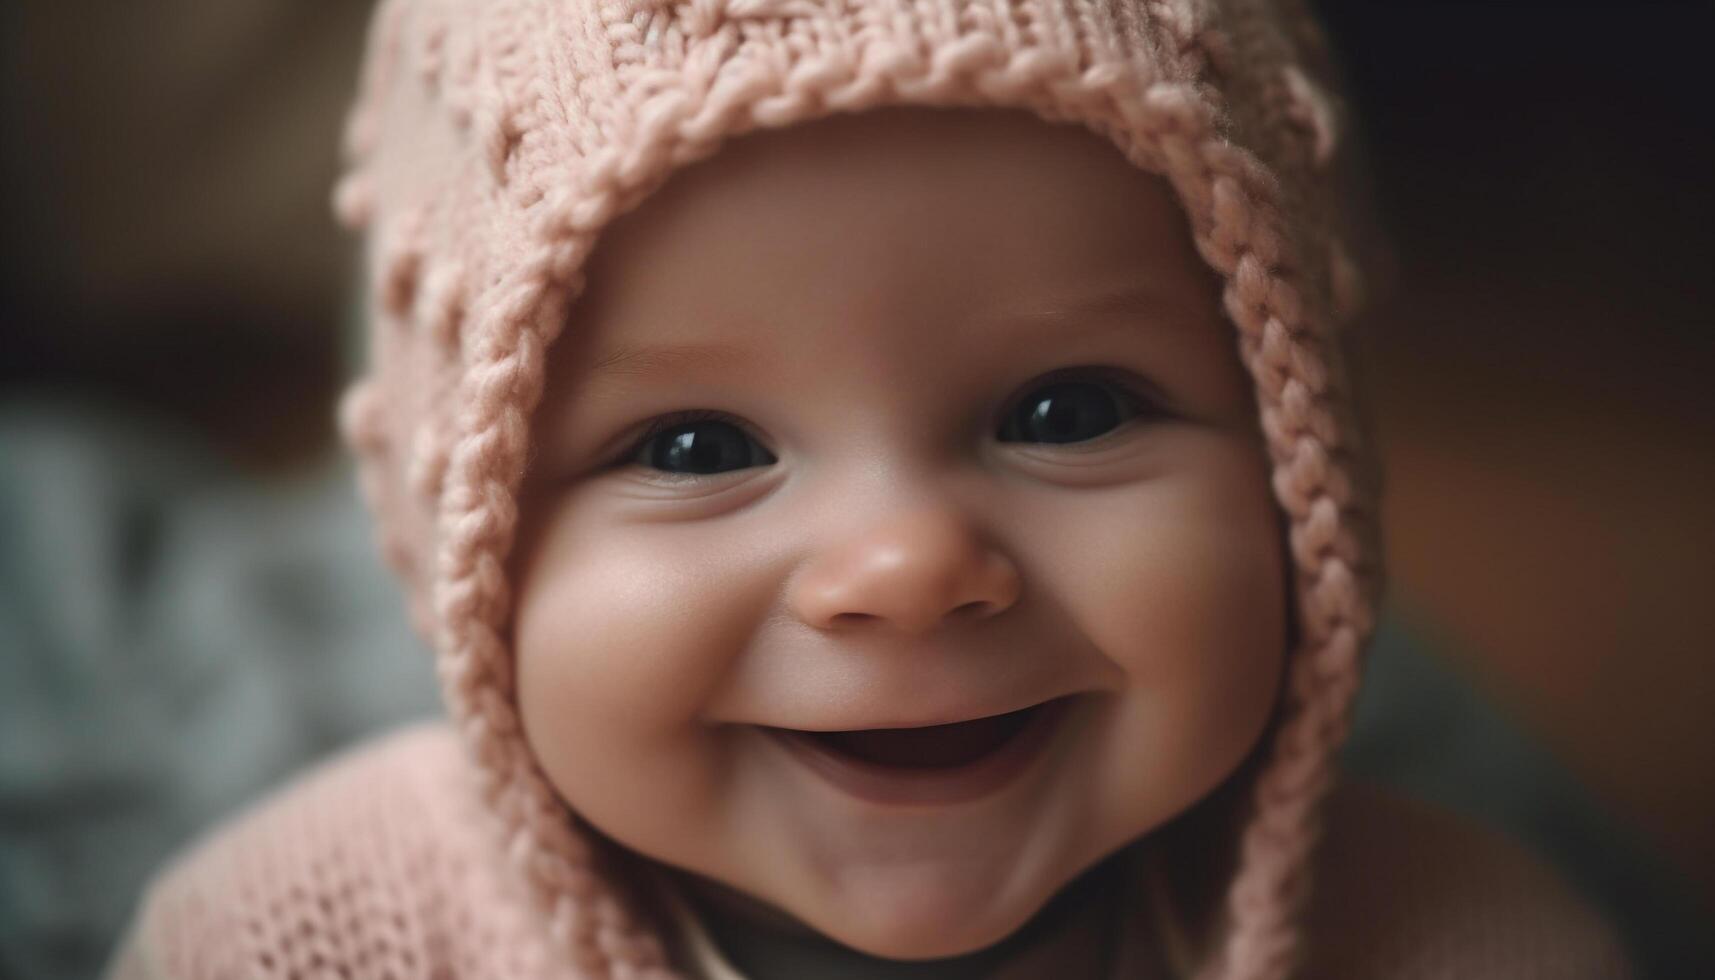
[801,702,1044,768]
[761,697,1075,805]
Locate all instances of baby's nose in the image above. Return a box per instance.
[787,506,1022,635]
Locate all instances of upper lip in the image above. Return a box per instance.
[757,694,1074,733]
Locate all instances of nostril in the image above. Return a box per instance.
[952,599,997,619]
[827,604,990,632]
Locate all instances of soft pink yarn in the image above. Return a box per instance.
[332,0,1386,977]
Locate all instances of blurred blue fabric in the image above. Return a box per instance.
[0,395,439,980]
[0,395,1706,980]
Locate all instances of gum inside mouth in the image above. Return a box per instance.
[800,702,1043,769]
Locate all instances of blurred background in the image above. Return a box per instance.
[2,1,1710,978]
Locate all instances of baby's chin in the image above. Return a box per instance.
[703,849,1083,962]
[810,879,1050,961]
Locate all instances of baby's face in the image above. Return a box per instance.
[512,108,1285,960]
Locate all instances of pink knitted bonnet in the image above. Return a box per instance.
[332,0,1385,977]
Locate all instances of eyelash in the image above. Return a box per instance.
[609,368,1167,476]
[625,408,754,457]
[1026,366,1164,425]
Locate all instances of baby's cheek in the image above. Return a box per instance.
[1050,466,1284,814]
[513,521,757,825]
[1157,517,1284,686]
[517,517,746,726]
[1049,476,1278,660]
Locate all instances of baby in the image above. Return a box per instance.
[108,0,1632,978]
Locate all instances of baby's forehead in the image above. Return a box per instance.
[569,281,1212,387]
[558,113,1220,379]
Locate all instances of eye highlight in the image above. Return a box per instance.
[996,368,1163,447]
[617,409,777,480]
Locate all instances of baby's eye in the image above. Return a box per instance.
[624,410,777,478]
[997,375,1153,445]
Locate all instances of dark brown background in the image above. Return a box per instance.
[4,0,1711,939]
[1317,2,1715,920]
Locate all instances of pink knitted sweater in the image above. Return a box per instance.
[106,723,1631,979]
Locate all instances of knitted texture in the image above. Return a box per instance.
[123,726,628,980]
[330,1,1386,977]
[117,726,1633,980]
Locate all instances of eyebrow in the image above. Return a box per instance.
[576,280,1207,394]
[578,341,754,397]
[988,279,1212,335]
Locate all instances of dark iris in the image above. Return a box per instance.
[999,381,1128,444]
[641,420,775,475]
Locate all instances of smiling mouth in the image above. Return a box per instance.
[797,703,1044,768]
[759,697,1076,806]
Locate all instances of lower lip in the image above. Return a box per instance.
[763,697,1074,807]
